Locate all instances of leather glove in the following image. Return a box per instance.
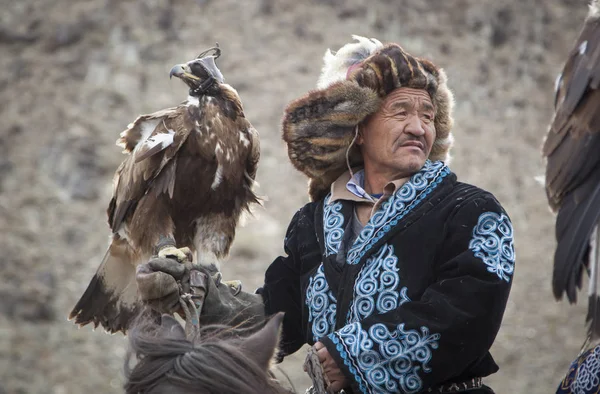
[199,269,265,328]
[136,256,265,328]
[136,257,187,315]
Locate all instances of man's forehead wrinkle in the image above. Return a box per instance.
[385,95,434,113]
[386,99,413,112]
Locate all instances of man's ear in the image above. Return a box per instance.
[356,125,364,145]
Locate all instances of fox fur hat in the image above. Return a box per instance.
[282,35,455,201]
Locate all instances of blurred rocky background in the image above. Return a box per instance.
[0,0,591,392]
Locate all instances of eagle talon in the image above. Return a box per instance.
[221,280,243,295]
[158,246,192,263]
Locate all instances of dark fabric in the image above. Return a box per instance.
[259,161,514,394]
[469,386,495,394]
[335,210,363,268]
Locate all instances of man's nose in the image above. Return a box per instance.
[404,114,425,136]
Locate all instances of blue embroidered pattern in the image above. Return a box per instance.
[346,160,450,265]
[323,194,345,256]
[305,264,337,342]
[329,322,441,394]
[469,211,515,282]
[556,345,600,394]
[347,244,410,324]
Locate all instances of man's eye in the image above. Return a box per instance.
[396,111,408,117]
[422,114,434,121]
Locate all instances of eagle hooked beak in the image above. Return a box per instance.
[169,64,199,81]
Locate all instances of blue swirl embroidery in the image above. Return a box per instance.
[323,194,345,256]
[305,264,337,342]
[347,244,410,323]
[347,160,450,265]
[329,322,441,394]
[469,211,515,282]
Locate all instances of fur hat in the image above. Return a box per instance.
[282,35,455,202]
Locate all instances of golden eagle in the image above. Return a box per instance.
[543,1,600,343]
[69,46,260,333]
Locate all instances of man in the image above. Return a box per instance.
[136,36,515,394]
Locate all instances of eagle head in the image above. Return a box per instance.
[169,45,224,96]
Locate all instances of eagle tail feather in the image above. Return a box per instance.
[68,241,140,334]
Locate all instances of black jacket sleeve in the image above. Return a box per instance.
[257,204,321,357]
[320,195,515,394]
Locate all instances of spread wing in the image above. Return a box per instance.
[543,5,600,340]
[108,107,191,233]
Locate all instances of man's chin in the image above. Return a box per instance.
[403,153,427,171]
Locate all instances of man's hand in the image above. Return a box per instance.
[314,341,349,393]
[136,257,187,315]
[136,256,266,328]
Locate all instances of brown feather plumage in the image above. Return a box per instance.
[70,56,260,333]
[543,2,600,342]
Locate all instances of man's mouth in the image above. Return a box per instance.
[400,140,425,150]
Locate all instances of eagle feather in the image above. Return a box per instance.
[543,0,600,345]
[69,53,260,333]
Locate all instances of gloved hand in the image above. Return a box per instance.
[136,256,265,328]
[136,257,187,315]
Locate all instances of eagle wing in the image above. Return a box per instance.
[109,107,191,233]
[70,106,193,333]
[543,9,600,339]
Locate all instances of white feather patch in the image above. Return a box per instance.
[317,35,383,90]
[579,40,588,55]
[239,132,250,147]
[143,129,175,152]
[211,164,223,190]
[116,224,130,242]
[590,0,600,19]
[186,96,200,107]
[554,72,563,94]
[533,175,546,187]
[132,119,161,152]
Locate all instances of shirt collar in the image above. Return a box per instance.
[330,168,409,203]
[346,170,376,202]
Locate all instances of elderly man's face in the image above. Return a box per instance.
[358,87,436,178]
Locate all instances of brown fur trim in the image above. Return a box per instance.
[429,68,454,162]
[282,81,381,200]
[282,42,454,201]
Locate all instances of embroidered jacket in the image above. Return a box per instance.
[556,344,600,394]
[259,161,515,394]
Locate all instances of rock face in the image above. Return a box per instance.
[0,0,590,392]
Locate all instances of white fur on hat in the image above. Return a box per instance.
[317,35,383,90]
